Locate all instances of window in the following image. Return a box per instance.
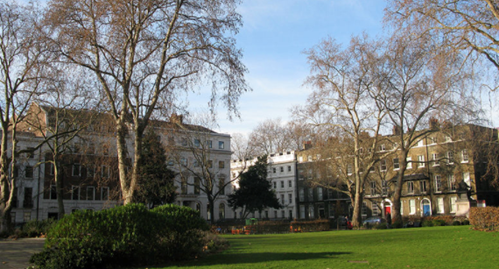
[219,141,225,149]
[372,201,379,216]
[418,155,425,168]
[461,149,469,163]
[101,165,109,178]
[181,178,187,194]
[382,180,388,195]
[272,167,276,173]
[417,139,424,147]
[50,185,57,200]
[281,194,285,203]
[48,163,54,176]
[194,177,200,194]
[407,181,414,193]
[437,198,445,214]
[193,160,199,167]
[181,138,188,146]
[409,199,416,215]
[309,205,315,218]
[218,176,225,195]
[299,188,304,202]
[371,181,377,196]
[431,153,439,166]
[449,174,456,190]
[288,165,291,172]
[308,188,313,201]
[308,155,313,162]
[72,164,81,177]
[298,156,303,162]
[218,161,225,169]
[362,202,367,216]
[23,212,31,222]
[300,205,305,219]
[445,135,452,142]
[463,172,471,186]
[101,187,109,200]
[87,143,95,154]
[206,140,212,148]
[103,145,109,155]
[430,137,437,144]
[407,157,413,169]
[273,181,277,189]
[207,160,213,168]
[289,210,293,219]
[180,157,187,166]
[447,151,454,164]
[86,186,95,200]
[288,180,292,188]
[288,193,293,204]
[25,166,33,178]
[72,186,80,200]
[23,187,33,208]
[347,164,353,175]
[450,197,457,213]
[280,181,284,188]
[379,144,386,151]
[380,160,387,172]
[420,180,427,193]
[435,175,442,192]
[194,139,200,148]
[393,158,400,170]
[317,187,323,200]
[87,166,95,178]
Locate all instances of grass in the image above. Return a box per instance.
[152,226,499,269]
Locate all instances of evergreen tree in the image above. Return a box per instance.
[228,155,281,218]
[134,131,176,208]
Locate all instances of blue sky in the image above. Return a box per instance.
[206,0,388,135]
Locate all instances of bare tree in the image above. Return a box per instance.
[386,0,499,85]
[296,35,393,227]
[44,0,249,204]
[0,1,48,232]
[380,32,477,222]
[248,118,290,156]
[230,133,255,161]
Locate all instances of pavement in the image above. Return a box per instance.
[0,238,45,269]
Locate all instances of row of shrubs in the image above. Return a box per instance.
[469,207,499,231]
[367,216,470,230]
[0,218,56,239]
[30,203,218,269]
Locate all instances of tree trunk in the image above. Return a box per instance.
[351,190,363,228]
[54,160,65,218]
[116,118,132,204]
[0,127,12,233]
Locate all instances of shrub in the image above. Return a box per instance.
[432,219,446,226]
[452,220,461,226]
[200,231,229,254]
[470,207,499,231]
[422,220,434,227]
[31,203,209,269]
[374,223,388,230]
[22,219,56,237]
[462,219,470,225]
[392,221,403,229]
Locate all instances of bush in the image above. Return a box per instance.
[31,203,209,269]
[462,219,470,225]
[422,220,434,227]
[432,219,446,226]
[470,207,499,231]
[374,223,388,230]
[452,220,461,226]
[392,221,403,229]
[22,219,56,237]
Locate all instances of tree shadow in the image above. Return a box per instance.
[171,251,352,267]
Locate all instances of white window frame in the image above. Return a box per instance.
[380,160,387,172]
[393,158,400,170]
[219,141,225,149]
[450,197,457,213]
[431,153,440,166]
[407,181,414,193]
[101,187,109,200]
[435,175,442,192]
[447,151,454,165]
[437,197,445,214]
[71,185,80,200]
[72,164,81,177]
[409,199,416,215]
[86,186,95,200]
[418,155,425,168]
[461,149,469,163]
[407,157,412,169]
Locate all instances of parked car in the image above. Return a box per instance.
[362,216,386,226]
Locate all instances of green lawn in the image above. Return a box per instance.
[154,226,498,269]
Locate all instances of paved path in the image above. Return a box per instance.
[0,238,45,269]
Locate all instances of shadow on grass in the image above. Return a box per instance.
[171,251,352,267]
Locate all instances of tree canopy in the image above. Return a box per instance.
[228,156,281,219]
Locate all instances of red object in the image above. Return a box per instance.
[347,221,353,230]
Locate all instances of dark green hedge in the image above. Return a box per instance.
[30,203,209,269]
